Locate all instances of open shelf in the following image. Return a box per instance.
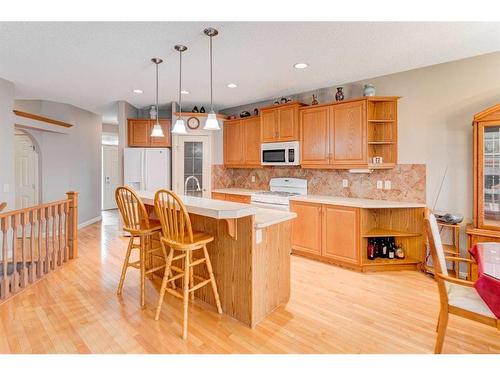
[368,119,395,123]
[362,228,422,238]
[368,141,395,145]
[368,163,396,169]
[362,256,420,266]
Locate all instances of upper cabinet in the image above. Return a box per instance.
[224,116,262,168]
[300,97,399,169]
[128,119,171,147]
[261,102,304,143]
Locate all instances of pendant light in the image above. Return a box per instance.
[150,57,165,137]
[171,45,188,135]
[203,27,221,131]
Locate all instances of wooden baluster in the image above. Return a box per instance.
[20,212,29,288]
[50,205,56,269]
[29,209,36,283]
[57,204,63,265]
[37,208,43,277]
[11,214,19,293]
[64,202,69,262]
[66,192,78,259]
[44,206,50,274]
[1,217,9,300]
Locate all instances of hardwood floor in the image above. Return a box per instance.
[0,210,498,354]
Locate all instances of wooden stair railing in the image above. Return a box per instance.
[0,192,78,302]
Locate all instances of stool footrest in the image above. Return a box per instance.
[145,264,166,274]
[189,258,206,267]
[189,278,211,292]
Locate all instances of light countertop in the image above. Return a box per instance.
[137,191,257,220]
[254,208,297,229]
[212,188,264,196]
[289,195,426,209]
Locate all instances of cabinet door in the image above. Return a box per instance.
[149,120,171,147]
[278,106,298,141]
[128,119,151,147]
[300,107,330,166]
[261,109,277,143]
[243,117,261,167]
[322,205,360,264]
[290,201,322,255]
[224,194,251,204]
[330,101,367,166]
[224,120,244,166]
[211,192,226,201]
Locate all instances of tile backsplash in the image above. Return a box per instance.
[212,164,426,203]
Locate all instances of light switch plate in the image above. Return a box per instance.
[376,180,383,190]
[342,179,349,188]
[384,180,392,190]
[251,175,256,183]
[256,229,262,244]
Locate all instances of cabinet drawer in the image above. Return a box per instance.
[224,194,251,204]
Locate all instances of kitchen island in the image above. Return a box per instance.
[137,191,296,327]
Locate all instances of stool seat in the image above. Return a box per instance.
[162,231,214,251]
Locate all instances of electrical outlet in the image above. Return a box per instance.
[384,180,392,190]
[251,175,256,183]
[342,179,349,188]
[376,180,383,190]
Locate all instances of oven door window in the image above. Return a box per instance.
[262,149,286,163]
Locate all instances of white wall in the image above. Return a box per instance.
[15,100,102,225]
[0,78,15,209]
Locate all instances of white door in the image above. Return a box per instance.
[174,136,211,198]
[102,145,119,210]
[15,134,39,209]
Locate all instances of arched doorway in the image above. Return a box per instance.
[14,129,40,209]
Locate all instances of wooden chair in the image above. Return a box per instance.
[0,202,6,213]
[153,189,222,340]
[424,209,499,353]
[115,186,165,308]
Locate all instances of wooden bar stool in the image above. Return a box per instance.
[153,189,222,340]
[115,186,165,308]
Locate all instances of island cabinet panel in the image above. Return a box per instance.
[322,205,360,265]
[224,194,251,204]
[211,192,226,201]
[128,118,171,147]
[223,117,262,168]
[300,106,330,166]
[330,101,367,166]
[261,102,303,143]
[290,201,322,255]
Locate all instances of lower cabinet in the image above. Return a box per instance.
[290,200,360,267]
[211,192,251,204]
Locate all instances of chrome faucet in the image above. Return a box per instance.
[184,175,202,195]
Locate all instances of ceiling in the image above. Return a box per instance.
[1,22,499,123]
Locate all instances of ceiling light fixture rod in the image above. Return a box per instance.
[175,45,187,117]
[204,27,218,112]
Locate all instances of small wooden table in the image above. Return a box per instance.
[469,243,500,319]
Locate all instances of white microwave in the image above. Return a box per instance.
[261,141,300,166]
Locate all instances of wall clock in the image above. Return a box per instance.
[187,116,200,130]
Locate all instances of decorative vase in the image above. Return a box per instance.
[192,106,199,113]
[311,94,319,105]
[253,108,259,116]
[335,87,344,101]
[200,106,206,113]
[149,105,157,119]
[363,84,376,97]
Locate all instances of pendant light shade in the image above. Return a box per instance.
[172,44,188,135]
[150,57,165,137]
[202,27,220,131]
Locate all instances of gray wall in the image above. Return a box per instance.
[0,78,15,209]
[15,100,102,225]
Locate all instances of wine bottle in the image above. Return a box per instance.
[381,238,388,258]
[388,241,395,259]
[367,239,375,260]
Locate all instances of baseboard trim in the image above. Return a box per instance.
[78,215,102,229]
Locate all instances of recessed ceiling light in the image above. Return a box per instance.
[133,89,143,94]
[181,90,190,95]
[227,83,237,88]
[293,63,308,69]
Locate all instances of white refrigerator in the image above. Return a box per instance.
[124,148,171,192]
